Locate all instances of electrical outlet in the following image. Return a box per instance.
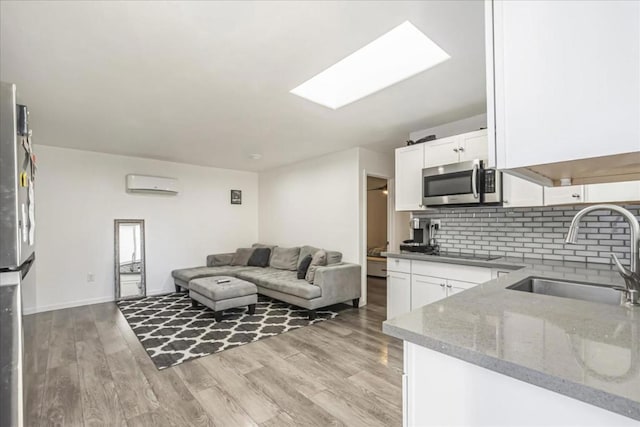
[432,219,441,229]
[87,273,95,283]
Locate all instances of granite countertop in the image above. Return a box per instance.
[382,252,640,421]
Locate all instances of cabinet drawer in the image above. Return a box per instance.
[447,279,478,291]
[411,260,491,284]
[387,257,411,273]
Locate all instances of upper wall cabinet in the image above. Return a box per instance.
[502,173,543,208]
[543,181,640,205]
[395,144,426,211]
[486,0,640,186]
[424,130,488,168]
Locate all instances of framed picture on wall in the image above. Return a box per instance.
[230,190,242,205]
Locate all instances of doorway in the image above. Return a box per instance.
[366,176,389,308]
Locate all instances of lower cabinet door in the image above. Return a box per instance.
[388,272,411,319]
[411,275,447,310]
[446,279,478,296]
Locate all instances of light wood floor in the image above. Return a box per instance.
[24,277,399,426]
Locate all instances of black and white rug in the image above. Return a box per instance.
[117,292,343,369]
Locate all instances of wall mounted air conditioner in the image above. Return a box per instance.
[126,174,179,195]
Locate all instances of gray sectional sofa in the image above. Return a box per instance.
[171,244,361,319]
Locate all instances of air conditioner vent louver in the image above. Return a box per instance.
[126,174,179,194]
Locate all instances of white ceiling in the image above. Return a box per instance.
[0,1,486,172]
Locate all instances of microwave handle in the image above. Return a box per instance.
[472,164,479,199]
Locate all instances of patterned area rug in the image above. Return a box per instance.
[117,292,343,369]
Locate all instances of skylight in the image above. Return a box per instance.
[290,21,450,110]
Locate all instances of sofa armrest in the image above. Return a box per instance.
[206,252,235,267]
[313,263,361,302]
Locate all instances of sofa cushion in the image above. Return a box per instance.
[326,250,342,265]
[206,253,234,267]
[171,266,255,283]
[306,250,327,283]
[252,243,277,251]
[297,245,319,268]
[236,268,321,299]
[230,248,255,266]
[297,254,313,279]
[270,247,300,271]
[248,247,271,267]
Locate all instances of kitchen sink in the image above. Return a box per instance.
[507,277,624,306]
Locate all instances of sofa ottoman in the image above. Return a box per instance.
[189,276,258,321]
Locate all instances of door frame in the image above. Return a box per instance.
[360,171,395,307]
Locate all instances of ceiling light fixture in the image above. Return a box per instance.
[290,21,450,110]
[249,153,263,160]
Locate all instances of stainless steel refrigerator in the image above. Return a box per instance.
[0,81,35,427]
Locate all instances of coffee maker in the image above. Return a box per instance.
[400,218,435,253]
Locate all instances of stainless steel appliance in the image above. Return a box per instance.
[1,82,35,427]
[422,159,502,207]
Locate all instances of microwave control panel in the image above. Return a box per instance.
[483,170,496,193]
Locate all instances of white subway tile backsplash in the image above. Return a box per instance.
[416,204,639,266]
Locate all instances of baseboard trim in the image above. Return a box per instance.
[23,287,175,315]
[23,295,115,315]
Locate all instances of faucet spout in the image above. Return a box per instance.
[565,204,640,306]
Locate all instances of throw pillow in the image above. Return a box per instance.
[270,247,301,271]
[298,245,320,268]
[230,248,255,266]
[326,250,343,265]
[206,253,234,267]
[248,247,271,267]
[297,254,313,279]
[305,250,327,283]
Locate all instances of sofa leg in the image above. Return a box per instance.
[352,298,360,308]
[175,283,181,293]
[214,311,223,322]
[191,299,199,308]
[307,310,317,321]
[248,304,256,315]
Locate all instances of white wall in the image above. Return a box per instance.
[258,148,360,263]
[258,146,397,306]
[409,113,487,142]
[29,145,258,314]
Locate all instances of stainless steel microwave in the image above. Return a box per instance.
[422,159,502,207]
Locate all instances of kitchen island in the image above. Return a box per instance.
[382,252,640,426]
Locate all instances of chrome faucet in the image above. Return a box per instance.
[565,204,640,306]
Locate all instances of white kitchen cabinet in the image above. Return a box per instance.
[404,342,637,426]
[424,130,489,168]
[411,275,446,310]
[585,181,640,204]
[446,279,477,296]
[543,185,584,206]
[412,260,493,285]
[395,144,425,211]
[388,272,411,319]
[387,259,494,317]
[486,0,640,185]
[502,173,544,208]
[458,129,489,163]
[423,135,459,168]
